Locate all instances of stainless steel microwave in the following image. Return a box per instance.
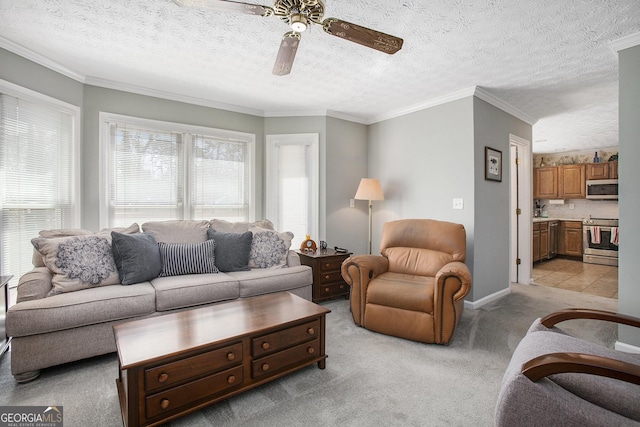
[586,179,618,200]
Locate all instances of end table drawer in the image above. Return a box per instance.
[146,365,243,419]
[252,339,320,379]
[252,320,319,357]
[319,258,347,272]
[145,342,242,392]
[320,282,349,298]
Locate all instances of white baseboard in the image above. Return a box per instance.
[464,287,511,310]
[615,341,640,354]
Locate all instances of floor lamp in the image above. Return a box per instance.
[354,178,384,254]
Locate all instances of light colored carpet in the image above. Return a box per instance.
[0,284,618,427]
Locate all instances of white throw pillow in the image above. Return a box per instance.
[248,227,293,269]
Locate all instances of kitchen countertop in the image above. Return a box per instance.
[532,217,584,223]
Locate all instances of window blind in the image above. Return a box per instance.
[0,93,77,284]
[103,115,254,228]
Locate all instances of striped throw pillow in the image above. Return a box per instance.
[158,240,219,277]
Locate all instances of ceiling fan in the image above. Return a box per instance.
[173,0,404,76]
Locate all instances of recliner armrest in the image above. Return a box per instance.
[435,261,472,301]
[541,308,640,329]
[341,255,389,326]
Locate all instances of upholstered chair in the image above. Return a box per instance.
[341,219,472,344]
[495,308,640,427]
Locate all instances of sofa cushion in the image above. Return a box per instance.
[158,240,219,277]
[151,273,240,311]
[210,218,274,233]
[111,232,162,285]
[6,282,156,337]
[248,227,293,268]
[32,235,120,296]
[206,229,252,272]
[229,265,312,298]
[142,220,210,243]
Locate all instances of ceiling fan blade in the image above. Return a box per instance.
[273,32,301,76]
[322,18,403,54]
[173,0,272,16]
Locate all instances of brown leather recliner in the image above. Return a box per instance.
[341,219,472,344]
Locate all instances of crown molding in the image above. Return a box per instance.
[609,31,640,53]
[0,36,86,83]
[83,76,265,117]
[473,87,538,125]
[2,36,538,127]
[369,87,477,124]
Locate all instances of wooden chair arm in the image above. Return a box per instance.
[522,352,640,386]
[541,308,640,329]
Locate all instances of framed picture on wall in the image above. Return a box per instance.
[485,146,502,182]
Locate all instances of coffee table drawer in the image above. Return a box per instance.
[252,339,320,379]
[252,320,319,357]
[145,342,242,392]
[146,365,243,419]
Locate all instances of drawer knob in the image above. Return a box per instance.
[324,287,329,293]
[261,342,270,350]
[227,375,236,384]
[340,285,345,289]
[307,327,315,335]
[262,363,270,372]
[160,399,170,410]
[227,352,236,361]
[324,263,330,268]
[307,347,315,354]
[158,372,169,383]
[325,275,330,280]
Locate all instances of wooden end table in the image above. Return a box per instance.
[114,292,330,427]
[298,249,352,303]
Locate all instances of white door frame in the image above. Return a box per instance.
[509,134,532,284]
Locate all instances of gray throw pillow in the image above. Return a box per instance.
[207,229,253,272]
[111,232,162,285]
[158,240,219,277]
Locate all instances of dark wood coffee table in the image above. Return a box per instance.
[114,292,330,427]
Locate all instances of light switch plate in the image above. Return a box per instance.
[350,199,355,208]
[453,198,464,210]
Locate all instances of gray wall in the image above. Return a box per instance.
[0,48,83,107]
[618,44,640,346]
[325,117,368,255]
[367,97,476,274]
[367,96,532,302]
[473,98,532,300]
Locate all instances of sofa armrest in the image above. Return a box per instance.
[433,261,472,344]
[341,255,389,326]
[16,267,53,303]
[286,250,301,267]
[522,352,640,386]
[540,308,640,329]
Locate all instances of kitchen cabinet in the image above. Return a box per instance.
[549,221,558,258]
[558,164,586,199]
[533,221,557,263]
[586,161,618,180]
[558,221,583,257]
[534,167,558,199]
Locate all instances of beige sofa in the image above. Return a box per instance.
[6,219,312,382]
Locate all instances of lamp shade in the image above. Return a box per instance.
[354,178,384,201]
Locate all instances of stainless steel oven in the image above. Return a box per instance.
[582,218,619,266]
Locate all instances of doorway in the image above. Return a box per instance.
[509,134,532,284]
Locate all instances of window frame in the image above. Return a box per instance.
[265,133,319,246]
[0,79,81,283]
[99,112,255,229]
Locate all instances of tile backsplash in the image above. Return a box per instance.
[537,198,619,220]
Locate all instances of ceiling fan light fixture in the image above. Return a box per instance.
[290,13,308,32]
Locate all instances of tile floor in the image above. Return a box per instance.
[532,257,618,299]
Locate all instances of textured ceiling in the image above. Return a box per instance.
[1,0,639,153]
